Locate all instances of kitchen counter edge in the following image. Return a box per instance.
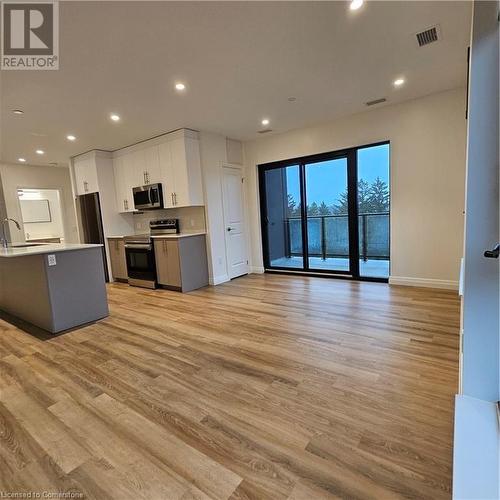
[0,243,103,258]
[107,233,206,240]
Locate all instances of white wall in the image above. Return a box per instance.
[0,163,79,244]
[199,132,230,284]
[199,132,245,284]
[18,189,65,241]
[243,88,467,288]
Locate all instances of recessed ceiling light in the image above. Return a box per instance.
[350,0,364,11]
[12,109,24,115]
[66,134,76,141]
[35,149,44,155]
[175,82,186,91]
[110,113,120,122]
[18,158,26,163]
[261,118,270,126]
[393,78,405,87]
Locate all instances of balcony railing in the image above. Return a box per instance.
[285,212,389,261]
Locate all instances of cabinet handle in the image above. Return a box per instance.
[84,181,88,192]
[171,193,174,206]
[174,192,177,205]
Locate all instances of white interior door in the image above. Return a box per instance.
[222,166,249,279]
[461,0,499,402]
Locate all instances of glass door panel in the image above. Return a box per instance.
[357,144,390,278]
[263,165,304,269]
[305,158,350,272]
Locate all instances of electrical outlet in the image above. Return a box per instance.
[135,221,142,230]
[47,254,57,266]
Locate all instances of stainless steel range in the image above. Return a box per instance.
[124,233,156,289]
[124,219,179,289]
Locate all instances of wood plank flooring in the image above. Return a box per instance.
[0,274,460,499]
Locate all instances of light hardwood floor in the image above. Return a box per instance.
[0,274,460,499]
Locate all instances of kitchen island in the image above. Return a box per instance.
[0,243,109,334]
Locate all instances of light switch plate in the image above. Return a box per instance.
[47,254,57,266]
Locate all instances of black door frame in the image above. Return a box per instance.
[258,140,390,283]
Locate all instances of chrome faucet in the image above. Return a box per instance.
[1,218,21,249]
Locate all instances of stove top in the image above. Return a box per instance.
[123,219,179,244]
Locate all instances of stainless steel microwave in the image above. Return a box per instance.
[133,183,163,210]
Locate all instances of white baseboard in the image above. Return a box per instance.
[210,274,230,286]
[250,266,265,274]
[389,276,459,290]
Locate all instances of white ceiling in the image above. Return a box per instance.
[0,1,472,166]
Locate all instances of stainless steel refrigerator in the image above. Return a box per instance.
[78,192,109,282]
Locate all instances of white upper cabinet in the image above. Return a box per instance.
[112,129,203,212]
[73,156,99,195]
[113,155,137,213]
[158,131,203,208]
[158,142,175,208]
[72,130,203,213]
[144,145,161,185]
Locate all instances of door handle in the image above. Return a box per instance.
[484,243,500,259]
[227,227,232,232]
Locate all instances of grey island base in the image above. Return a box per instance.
[0,244,109,334]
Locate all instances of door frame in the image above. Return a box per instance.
[258,140,390,283]
[221,163,250,279]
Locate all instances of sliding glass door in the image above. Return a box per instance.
[357,144,390,278]
[261,165,303,269]
[305,157,350,273]
[259,142,390,281]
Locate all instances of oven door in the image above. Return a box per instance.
[124,244,157,285]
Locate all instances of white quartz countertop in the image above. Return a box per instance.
[0,243,103,258]
[107,232,206,239]
[151,232,206,239]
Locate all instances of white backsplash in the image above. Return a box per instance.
[132,206,206,235]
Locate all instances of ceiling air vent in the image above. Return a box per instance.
[366,98,387,107]
[416,25,441,47]
[258,129,273,134]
